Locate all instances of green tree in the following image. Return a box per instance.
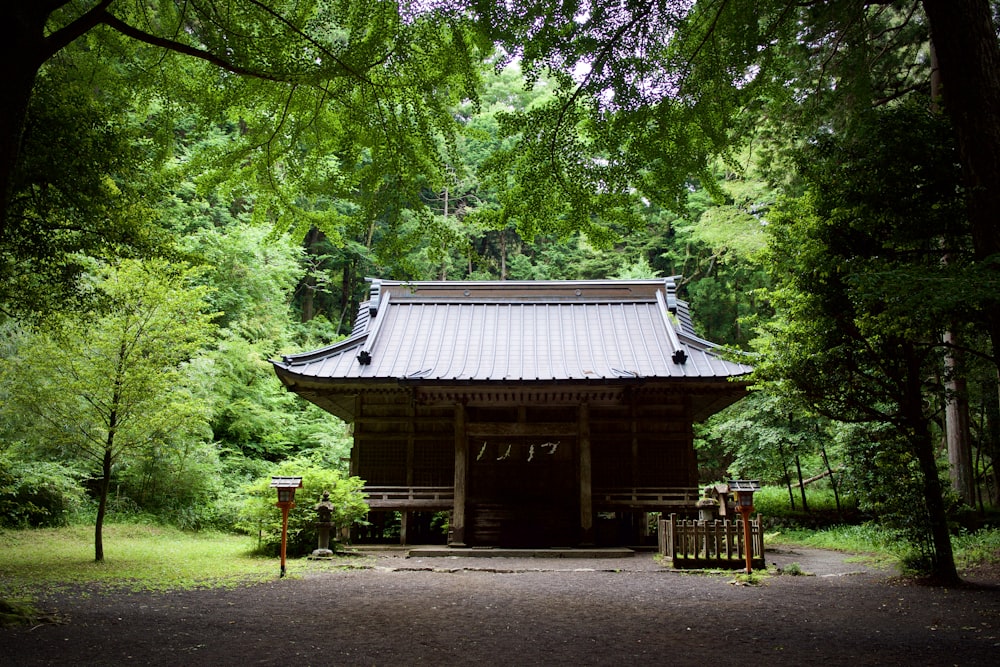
[2,258,217,561]
[752,104,986,582]
[469,0,1000,368]
[705,392,824,501]
[1,1,487,285]
[1,56,167,317]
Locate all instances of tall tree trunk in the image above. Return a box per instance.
[922,0,1000,378]
[95,445,112,563]
[989,369,1000,505]
[440,187,449,280]
[499,229,507,280]
[778,441,795,510]
[299,227,324,323]
[794,453,809,512]
[943,329,974,504]
[930,37,976,507]
[903,344,959,583]
[96,346,127,563]
[0,10,47,239]
[913,425,960,583]
[339,259,354,335]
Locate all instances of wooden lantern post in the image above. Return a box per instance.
[728,480,761,573]
[270,476,303,577]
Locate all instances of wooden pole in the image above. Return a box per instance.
[740,507,753,574]
[279,505,290,577]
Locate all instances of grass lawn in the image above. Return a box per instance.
[767,523,1000,573]
[3,520,996,605]
[0,523,370,603]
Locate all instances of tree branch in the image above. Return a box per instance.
[241,0,375,82]
[681,0,731,76]
[40,0,116,65]
[96,11,295,83]
[548,8,648,189]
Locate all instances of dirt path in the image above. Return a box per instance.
[2,549,998,666]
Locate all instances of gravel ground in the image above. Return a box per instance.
[2,548,998,666]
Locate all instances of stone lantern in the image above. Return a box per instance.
[696,495,720,522]
[310,490,336,559]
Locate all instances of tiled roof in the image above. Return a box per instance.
[273,278,752,386]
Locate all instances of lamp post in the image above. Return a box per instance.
[728,480,761,573]
[270,476,303,577]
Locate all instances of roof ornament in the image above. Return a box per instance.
[356,286,391,366]
[655,279,688,365]
[665,276,680,314]
[368,279,382,317]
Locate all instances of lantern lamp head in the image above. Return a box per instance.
[270,476,303,505]
[728,479,761,510]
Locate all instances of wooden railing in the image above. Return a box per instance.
[593,487,700,509]
[363,486,702,512]
[364,486,454,509]
[659,513,764,570]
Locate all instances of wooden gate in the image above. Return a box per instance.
[659,514,764,569]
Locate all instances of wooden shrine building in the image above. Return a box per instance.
[272,278,752,547]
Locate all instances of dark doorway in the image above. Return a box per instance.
[468,437,579,546]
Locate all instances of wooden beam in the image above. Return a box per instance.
[465,422,578,437]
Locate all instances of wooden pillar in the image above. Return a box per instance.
[682,394,698,485]
[630,396,639,488]
[350,394,361,544]
[579,402,594,545]
[350,393,362,477]
[403,396,414,546]
[630,394,641,544]
[451,402,468,546]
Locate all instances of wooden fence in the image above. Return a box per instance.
[658,513,765,570]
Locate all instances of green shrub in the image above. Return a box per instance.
[238,453,369,556]
[953,527,1000,569]
[113,438,225,529]
[0,455,85,528]
[781,562,805,576]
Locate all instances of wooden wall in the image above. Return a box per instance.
[352,389,454,487]
[351,386,698,547]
